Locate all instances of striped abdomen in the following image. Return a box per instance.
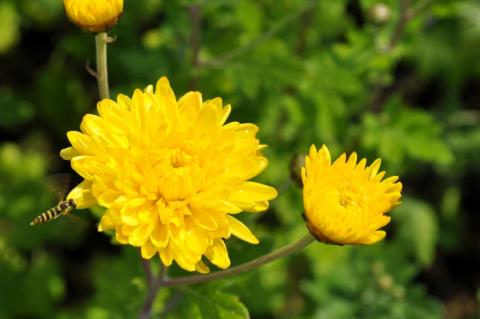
[30,199,76,226]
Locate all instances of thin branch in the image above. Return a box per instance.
[295,2,316,56]
[161,234,315,287]
[368,0,435,112]
[368,0,411,112]
[85,59,97,77]
[141,258,154,290]
[139,262,166,319]
[410,0,433,18]
[200,0,317,68]
[387,0,411,51]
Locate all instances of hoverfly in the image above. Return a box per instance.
[30,198,77,226]
[29,174,77,226]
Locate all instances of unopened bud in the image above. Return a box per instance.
[63,0,123,33]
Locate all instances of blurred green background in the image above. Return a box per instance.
[1,0,479,318]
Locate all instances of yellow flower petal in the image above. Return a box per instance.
[205,239,230,269]
[141,240,157,259]
[129,223,154,247]
[66,180,96,209]
[71,156,103,180]
[98,212,114,232]
[150,223,169,248]
[81,114,129,149]
[195,103,220,136]
[175,254,196,272]
[96,190,121,208]
[227,216,259,244]
[190,206,218,231]
[155,77,178,125]
[195,260,210,274]
[228,182,278,212]
[59,147,80,160]
[160,247,173,266]
[178,92,202,125]
[364,231,386,244]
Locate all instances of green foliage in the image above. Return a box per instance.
[0,87,34,129]
[56,249,145,319]
[394,197,439,266]
[361,100,454,171]
[302,244,442,319]
[167,283,249,319]
[1,0,479,318]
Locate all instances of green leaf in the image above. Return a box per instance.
[361,102,454,171]
[394,198,439,266]
[0,2,19,54]
[167,283,249,319]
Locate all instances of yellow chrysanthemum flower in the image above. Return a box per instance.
[301,145,402,245]
[60,77,277,272]
[63,0,123,33]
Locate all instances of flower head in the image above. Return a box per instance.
[63,0,123,33]
[61,77,277,272]
[301,145,402,245]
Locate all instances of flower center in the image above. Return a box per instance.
[156,198,190,226]
[338,182,365,209]
[170,149,193,168]
[150,148,201,202]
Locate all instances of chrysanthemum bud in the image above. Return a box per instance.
[301,145,402,245]
[63,0,123,33]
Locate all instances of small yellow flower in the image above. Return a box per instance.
[301,145,402,245]
[60,77,277,272]
[63,0,123,33]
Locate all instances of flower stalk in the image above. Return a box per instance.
[95,32,110,100]
[139,262,166,319]
[161,233,315,287]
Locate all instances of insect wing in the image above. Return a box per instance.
[45,173,71,201]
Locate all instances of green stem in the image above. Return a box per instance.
[162,233,316,287]
[139,262,166,319]
[95,32,110,100]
